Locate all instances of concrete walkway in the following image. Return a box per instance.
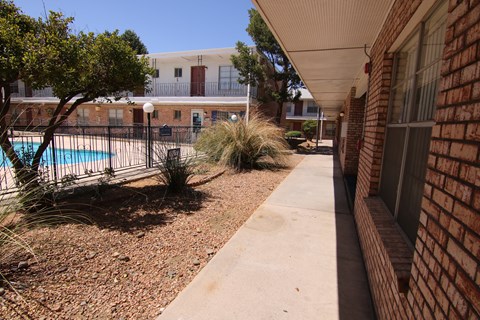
[158,148,374,320]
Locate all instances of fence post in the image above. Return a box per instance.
[107,126,112,169]
[51,132,58,184]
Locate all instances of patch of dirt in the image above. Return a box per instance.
[0,155,304,319]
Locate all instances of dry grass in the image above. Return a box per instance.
[194,114,289,170]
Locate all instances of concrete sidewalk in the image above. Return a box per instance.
[158,150,374,320]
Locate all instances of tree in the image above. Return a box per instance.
[0,0,36,119]
[302,120,317,141]
[120,29,148,54]
[0,9,153,200]
[231,9,302,124]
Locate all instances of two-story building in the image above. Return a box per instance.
[9,47,260,128]
[281,88,337,140]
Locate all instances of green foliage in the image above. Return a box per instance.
[120,29,148,54]
[195,114,289,170]
[0,8,154,199]
[285,130,302,138]
[156,148,196,193]
[302,120,317,140]
[231,9,302,124]
[0,0,36,87]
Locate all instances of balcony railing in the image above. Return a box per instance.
[144,81,257,98]
[11,82,257,99]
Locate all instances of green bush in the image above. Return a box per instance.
[156,148,196,193]
[302,120,317,140]
[285,130,302,138]
[195,114,289,170]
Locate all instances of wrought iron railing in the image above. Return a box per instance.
[0,125,202,194]
[144,81,257,97]
[11,81,257,99]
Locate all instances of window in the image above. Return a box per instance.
[153,110,159,119]
[379,1,447,244]
[174,68,182,78]
[306,101,319,114]
[153,69,159,78]
[77,108,90,126]
[325,123,336,136]
[10,81,19,94]
[174,110,181,120]
[216,111,229,121]
[286,104,292,114]
[219,66,240,90]
[108,109,123,126]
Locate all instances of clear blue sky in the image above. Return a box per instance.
[12,0,255,53]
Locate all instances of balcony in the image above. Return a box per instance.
[144,81,257,98]
[10,82,257,99]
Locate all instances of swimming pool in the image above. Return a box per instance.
[2,142,114,166]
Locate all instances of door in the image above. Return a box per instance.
[191,109,203,141]
[294,101,303,116]
[133,109,144,138]
[190,66,206,96]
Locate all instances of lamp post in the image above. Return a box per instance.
[143,102,154,168]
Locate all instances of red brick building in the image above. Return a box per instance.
[254,0,479,318]
[8,48,257,128]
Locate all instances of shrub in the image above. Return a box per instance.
[156,148,196,193]
[285,130,302,138]
[195,114,289,170]
[302,120,317,140]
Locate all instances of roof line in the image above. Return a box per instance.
[288,46,370,53]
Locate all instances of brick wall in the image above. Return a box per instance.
[339,87,366,175]
[353,0,480,319]
[412,0,480,318]
[10,103,247,127]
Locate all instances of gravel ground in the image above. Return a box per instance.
[1,155,303,319]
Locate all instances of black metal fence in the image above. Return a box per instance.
[0,125,202,194]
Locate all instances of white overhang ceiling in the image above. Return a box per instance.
[252,0,395,116]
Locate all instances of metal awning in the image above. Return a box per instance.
[252,0,395,117]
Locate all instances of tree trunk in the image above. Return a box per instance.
[274,101,283,125]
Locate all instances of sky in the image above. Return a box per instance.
[12,0,255,53]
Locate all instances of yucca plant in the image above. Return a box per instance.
[194,114,289,170]
[155,146,197,193]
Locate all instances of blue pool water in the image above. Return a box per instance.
[2,142,114,166]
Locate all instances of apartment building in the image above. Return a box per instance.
[282,88,336,139]
[9,47,257,128]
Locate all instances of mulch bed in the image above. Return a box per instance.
[1,155,303,319]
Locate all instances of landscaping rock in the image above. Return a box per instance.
[57,266,68,273]
[136,232,145,238]
[192,259,200,266]
[117,255,130,262]
[18,261,29,270]
[85,252,96,260]
[112,252,120,258]
[0,288,5,296]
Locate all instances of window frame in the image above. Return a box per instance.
[379,1,447,245]
[218,66,240,90]
[77,108,90,126]
[174,110,181,120]
[108,109,123,126]
[174,68,182,78]
[305,100,319,115]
